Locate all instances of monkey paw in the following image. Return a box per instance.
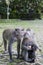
[9,59,14,63]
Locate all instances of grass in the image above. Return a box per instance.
[0,19,43,65]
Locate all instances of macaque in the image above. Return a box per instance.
[21,30,41,63]
[3,28,24,62]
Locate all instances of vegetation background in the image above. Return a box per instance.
[0,0,43,19]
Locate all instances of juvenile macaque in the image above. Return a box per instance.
[3,28,24,62]
[21,31,41,63]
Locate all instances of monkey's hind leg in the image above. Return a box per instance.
[3,39,7,53]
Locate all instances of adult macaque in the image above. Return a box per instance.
[21,31,41,63]
[3,28,24,62]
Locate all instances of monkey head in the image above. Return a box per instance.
[15,28,25,39]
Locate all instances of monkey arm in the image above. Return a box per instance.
[36,45,41,51]
[33,43,41,52]
[22,45,31,51]
[32,37,41,52]
[36,45,41,52]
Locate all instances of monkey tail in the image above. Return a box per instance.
[0,41,3,47]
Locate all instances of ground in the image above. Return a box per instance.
[0,19,43,65]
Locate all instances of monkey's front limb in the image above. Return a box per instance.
[35,44,42,52]
[8,40,13,62]
[22,45,31,51]
[17,39,21,59]
[37,47,41,52]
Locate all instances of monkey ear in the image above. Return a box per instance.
[21,28,24,31]
[26,28,31,31]
[15,29,17,31]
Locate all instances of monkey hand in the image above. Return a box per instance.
[39,48,42,52]
[28,46,31,50]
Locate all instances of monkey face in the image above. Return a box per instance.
[15,28,25,39]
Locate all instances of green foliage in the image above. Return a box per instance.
[0,0,43,19]
[9,0,42,19]
[0,0,7,18]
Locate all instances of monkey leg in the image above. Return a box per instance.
[3,39,7,52]
[27,51,35,63]
[24,51,29,61]
[31,51,36,63]
[17,39,21,59]
[8,40,13,62]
